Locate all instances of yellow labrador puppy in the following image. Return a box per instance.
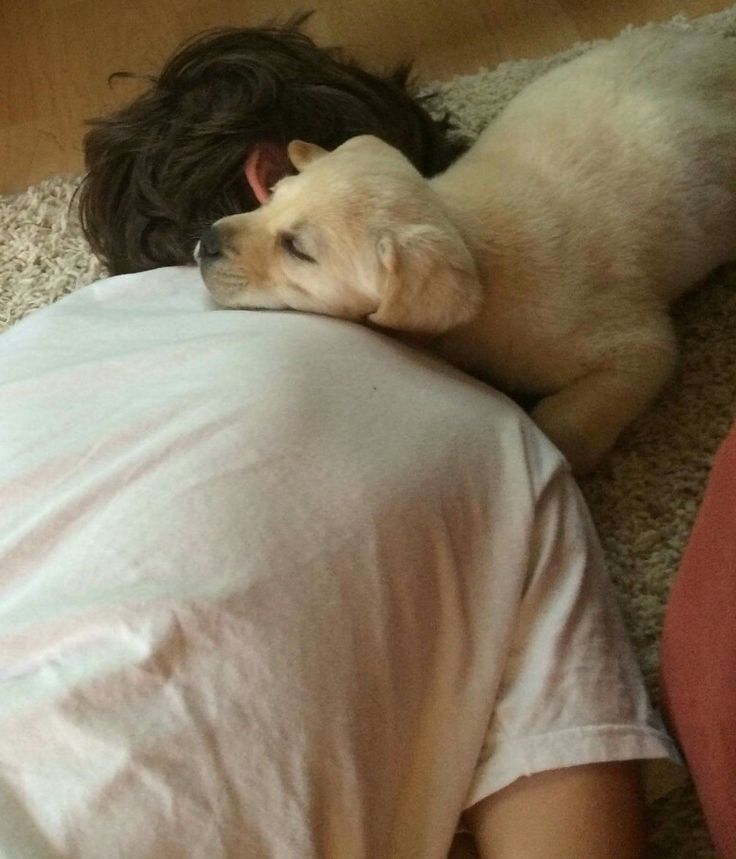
[198,28,736,472]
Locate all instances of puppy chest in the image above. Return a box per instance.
[434,301,590,396]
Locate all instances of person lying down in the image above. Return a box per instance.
[0,265,678,858]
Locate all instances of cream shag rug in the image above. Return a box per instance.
[3,7,736,858]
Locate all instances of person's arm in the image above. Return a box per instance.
[465,760,646,859]
[460,461,663,859]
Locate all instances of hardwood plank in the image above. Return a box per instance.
[0,0,732,193]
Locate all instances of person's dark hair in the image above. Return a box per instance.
[78,14,468,275]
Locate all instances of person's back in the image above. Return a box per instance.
[0,267,676,857]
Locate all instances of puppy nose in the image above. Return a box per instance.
[199,225,223,260]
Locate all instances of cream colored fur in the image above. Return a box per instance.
[198,28,736,472]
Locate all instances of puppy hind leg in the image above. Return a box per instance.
[531,321,679,473]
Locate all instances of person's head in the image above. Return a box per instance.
[79,14,467,275]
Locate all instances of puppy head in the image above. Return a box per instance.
[197,135,482,333]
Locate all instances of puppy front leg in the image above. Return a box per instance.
[531,329,678,473]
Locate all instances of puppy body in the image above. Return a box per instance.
[200,29,736,472]
[433,30,736,385]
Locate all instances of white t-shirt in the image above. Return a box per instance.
[0,267,676,859]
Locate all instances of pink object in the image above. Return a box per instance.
[244,142,292,204]
[661,422,736,859]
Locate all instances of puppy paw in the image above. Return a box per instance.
[531,398,617,474]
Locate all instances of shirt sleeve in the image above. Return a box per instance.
[465,465,680,807]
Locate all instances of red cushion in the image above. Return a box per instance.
[660,421,736,859]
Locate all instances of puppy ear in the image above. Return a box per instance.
[368,226,483,334]
[287,140,328,172]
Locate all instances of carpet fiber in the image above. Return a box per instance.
[3,7,736,858]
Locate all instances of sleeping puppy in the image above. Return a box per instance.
[197,28,736,473]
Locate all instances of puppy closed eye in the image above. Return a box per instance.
[280,232,316,263]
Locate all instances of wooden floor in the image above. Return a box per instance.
[0,0,731,194]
